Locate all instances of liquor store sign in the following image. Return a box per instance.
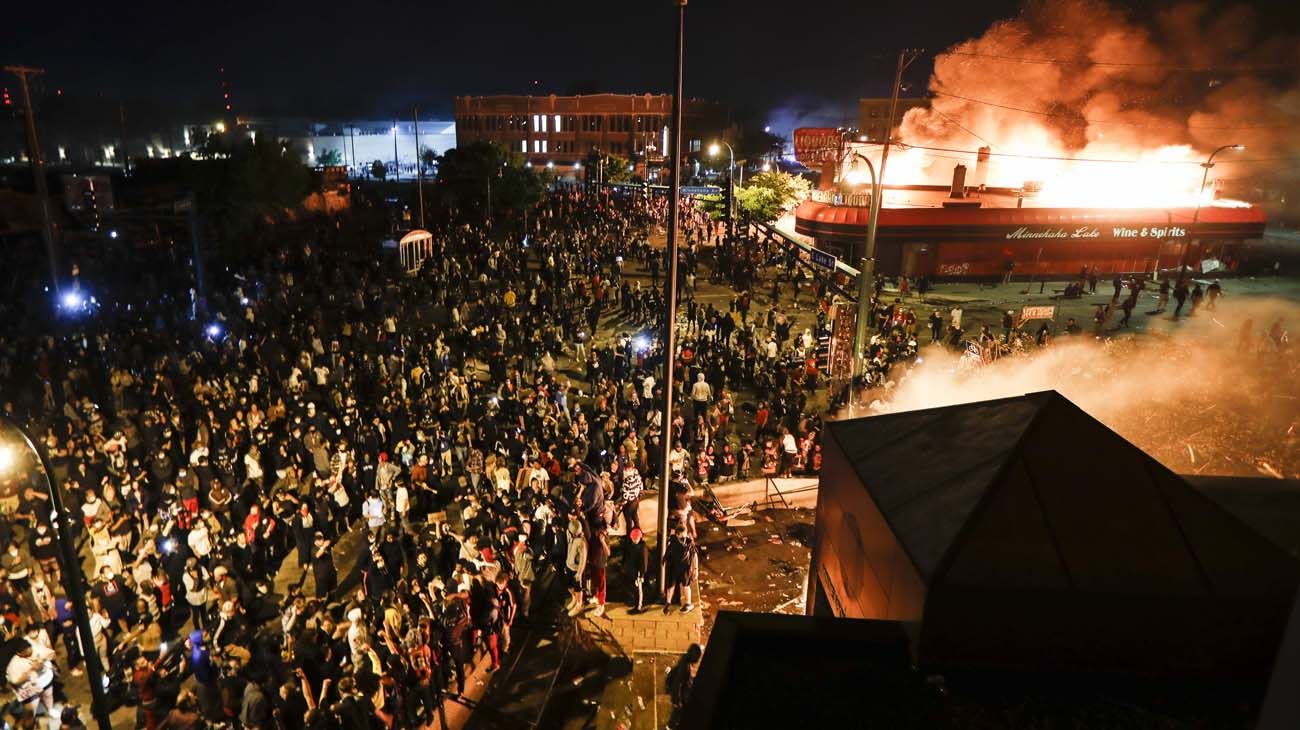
[1005,225,1188,241]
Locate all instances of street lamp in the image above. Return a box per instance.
[709,141,736,246]
[846,152,881,379]
[1179,143,1244,277]
[0,418,113,730]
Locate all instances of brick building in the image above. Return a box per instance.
[453,93,728,178]
[857,97,928,143]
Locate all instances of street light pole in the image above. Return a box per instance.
[658,0,687,593]
[391,122,400,183]
[0,418,113,730]
[709,141,736,247]
[1178,143,1244,277]
[850,154,879,379]
[852,49,918,377]
[413,107,425,229]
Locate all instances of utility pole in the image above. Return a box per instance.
[658,0,687,593]
[853,49,919,378]
[7,65,60,296]
[414,107,426,229]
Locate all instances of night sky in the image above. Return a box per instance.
[10,0,1297,127]
[9,0,1024,123]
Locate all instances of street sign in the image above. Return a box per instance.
[809,248,837,271]
[1020,305,1055,321]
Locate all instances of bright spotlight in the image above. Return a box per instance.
[205,323,223,339]
[60,291,84,310]
[162,538,178,554]
[108,229,119,239]
[708,143,720,157]
[0,446,14,474]
[633,335,650,352]
[546,161,554,169]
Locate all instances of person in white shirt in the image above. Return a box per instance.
[362,491,386,532]
[188,521,213,559]
[950,306,964,331]
[641,374,655,400]
[5,639,56,716]
[780,428,799,477]
[394,481,411,533]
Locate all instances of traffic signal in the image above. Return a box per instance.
[2,88,11,106]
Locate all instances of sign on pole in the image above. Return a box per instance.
[809,249,837,271]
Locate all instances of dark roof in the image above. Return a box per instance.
[827,391,1300,597]
[1186,476,1300,559]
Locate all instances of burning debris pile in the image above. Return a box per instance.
[862,300,1300,479]
[881,0,1300,208]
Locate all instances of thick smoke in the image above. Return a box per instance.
[860,299,1300,478]
[892,0,1300,204]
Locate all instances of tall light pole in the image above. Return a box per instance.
[1178,143,1244,277]
[658,0,687,592]
[391,122,400,183]
[413,107,425,229]
[0,419,113,730]
[708,141,735,247]
[852,49,918,377]
[6,65,59,297]
[849,153,879,378]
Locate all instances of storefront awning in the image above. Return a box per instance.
[795,200,1266,244]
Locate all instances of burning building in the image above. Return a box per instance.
[792,0,1298,279]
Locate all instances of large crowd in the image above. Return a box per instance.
[0,186,825,729]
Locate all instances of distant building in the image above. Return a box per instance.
[287,119,456,180]
[454,94,728,179]
[857,97,928,143]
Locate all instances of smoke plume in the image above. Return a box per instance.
[889,0,1300,208]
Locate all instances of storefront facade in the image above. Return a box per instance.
[794,198,1267,279]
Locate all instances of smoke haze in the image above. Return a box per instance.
[887,0,1300,206]
[862,298,1300,478]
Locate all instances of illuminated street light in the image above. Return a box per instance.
[0,418,113,729]
[214,121,226,133]
[1180,143,1246,275]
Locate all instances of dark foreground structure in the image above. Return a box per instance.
[683,392,1300,728]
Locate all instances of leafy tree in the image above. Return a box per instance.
[370,160,387,180]
[581,150,634,185]
[317,149,343,166]
[436,140,544,223]
[421,147,439,171]
[185,134,312,255]
[694,170,809,224]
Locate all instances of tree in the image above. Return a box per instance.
[421,147,439,171]
[185,134,312,255]
[317,149,343,166]
[436,140,544,224]
[370,160,387,180]
[581,150,634,185]
[736,170,811,223]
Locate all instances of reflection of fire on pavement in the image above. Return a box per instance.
[696,509,815,638]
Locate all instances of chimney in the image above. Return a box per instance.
[950,164,967,198]
[974,146,990,188]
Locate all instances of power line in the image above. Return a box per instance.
[931,90,1300,131]
[940,50,1298,73]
